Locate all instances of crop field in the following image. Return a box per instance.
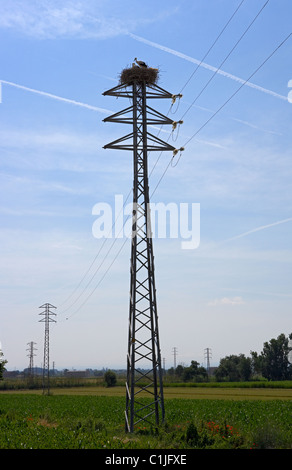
[1,387,292,449]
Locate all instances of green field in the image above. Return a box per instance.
[3,384,292,400]
[1,386,292,449]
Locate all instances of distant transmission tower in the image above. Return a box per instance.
[172,347,178,370]
[26,341,37,379]
[204,347,212,375]
[39,303,56,395]
[103,63,181,432]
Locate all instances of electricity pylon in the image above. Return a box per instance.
[26,341,37,379]
[39,303,56,395]
[204,347,212,376]
[172,347,178,370]
[103,64,180,432]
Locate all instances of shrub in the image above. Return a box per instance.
[104,370,117,387]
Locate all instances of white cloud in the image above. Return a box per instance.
[0,1,175,39]
[208,296,245,307]
[0,127,101,152]
[0,1,121,39]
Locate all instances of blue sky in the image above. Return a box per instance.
[1,0,292,371]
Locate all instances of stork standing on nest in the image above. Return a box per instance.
[134,58,148,68]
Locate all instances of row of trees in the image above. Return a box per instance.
[1,333,292,384]
[167,361,208,382]
[170,333,292,382]
[215,333,292,382]
[0,350,7,380]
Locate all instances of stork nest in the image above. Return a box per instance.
[119,66,159,85]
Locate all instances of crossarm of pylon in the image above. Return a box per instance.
[145,105,174,125]
[102,83,132,98]
[103,105,134,124]
[103,132,134,150]
[146,132,176,151]
[103,131,176,152]
[146,83,174,99]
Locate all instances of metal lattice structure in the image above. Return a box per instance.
[26,341,37,379]
[204,347,212,376]
[39,303,56,395]
[103,66,177,432]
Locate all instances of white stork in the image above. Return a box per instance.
[134,58,147,68]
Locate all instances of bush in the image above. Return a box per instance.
[104,370,117,387]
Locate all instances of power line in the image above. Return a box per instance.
[163,31,292,172]
[64,237,128,320]
[179,0,247,95]
[182,31,292,149]
[57,2,250,315]
[59,136,169,315]
[147,0,248,173]
[142,0,270,175]
[57,13,290,320]
[61,33,292,320]
[145,4,285,175]
[180,0,270,120]
[58,190,132,311]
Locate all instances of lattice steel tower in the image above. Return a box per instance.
[103,63,179,432]
[26,341,37,379]
[39,303,56,394]
[204,347,212,376]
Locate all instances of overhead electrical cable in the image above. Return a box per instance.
[62,237,129,320]
[59,8,291,320]
[58,188,132,309]
[167,30,292,173]
[180,0,270,120]
[58,140,167,314]
[181,31,292,149]
[179,0,247,95]
[150,0,273,171]
[60,3,277,318]
[148,0,247,175]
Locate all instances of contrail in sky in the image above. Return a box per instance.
[0,79,176,138]
[224,218,292,242]
[0,79,111,113]
[128,33,288,102]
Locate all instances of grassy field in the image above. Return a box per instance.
[2,384,292,400]
[1,385,292,449]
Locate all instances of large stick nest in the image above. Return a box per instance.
[119,66,159,85]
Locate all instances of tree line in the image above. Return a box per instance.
[167,333,292,382]
[1,332,292,384]
[0,350,7,380]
